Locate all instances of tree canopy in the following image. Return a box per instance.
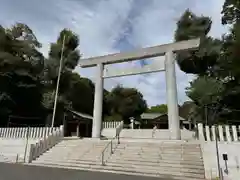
[0,24,148,126]
[147,104,168,114]
[174,1,240,124]
[105,85,147,123]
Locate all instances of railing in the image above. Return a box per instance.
[28,125,64,163]
[197,123,240,142]
[0,127,58,139]
[101,121,124,166]
[115,121,124,143]
[102,121,122,129]
[152,126,157,138]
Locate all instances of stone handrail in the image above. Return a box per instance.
[101,121,123,166]
[28,125,64,163]
[115,121,124,140]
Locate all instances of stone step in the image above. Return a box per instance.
[35,158,102,165]
[113,150,202,156]
[110,156,203,164]
[46,148,105,155]
[119,146,201,150]
[119,143,201,147]
[30,161,205,179]
[112,154,202,160]
[54,144,106,148]
[118,147,202,152]
[43,150,103,155]
[111,154,202,161]
[121,143,199,147]
[107,158,204,168]
[117,147,201,152]
[105,161,205,174]
[34,158,204,173]
[39,153,103,160]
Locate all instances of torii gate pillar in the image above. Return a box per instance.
[92,63,104,138]
[165,51,180,139]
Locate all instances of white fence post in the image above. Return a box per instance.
[211,126,216,141]
[198,123,205,141]
[206,126,211,141]
[232,125,238,141]
[218,125,224,141]
[225,125,232,142]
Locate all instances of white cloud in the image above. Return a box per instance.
[0,0,227,107]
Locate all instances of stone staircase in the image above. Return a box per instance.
[105,140,205,179]
[29,138,205,179]
[30,138,110,168]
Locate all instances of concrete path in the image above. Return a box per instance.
[0,163,177,180]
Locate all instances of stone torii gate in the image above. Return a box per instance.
[79,38,200,140]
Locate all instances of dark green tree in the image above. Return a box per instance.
[175,10,222,75]
[0,23,45,126]
[106,85,147,124]
[43,29,81,125]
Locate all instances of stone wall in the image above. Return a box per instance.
[201,142,240,180]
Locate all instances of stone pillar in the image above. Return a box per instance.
[76,123,80,137]
[165,51,181,140]
[218,125,224,141]
[232,125,238,141]
[197,123,205,141]
[92,63,104,138]
[205,126,211,141]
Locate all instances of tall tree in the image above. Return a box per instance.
[106,85,147,123]
[186,76,225,124]
[175,10,222,75]
[222,0,240,25]
[0,23,45,126]
[221,0,240,120]
[43,29,81,125]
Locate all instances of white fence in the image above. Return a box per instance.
[102,121,122,129]
[197,123,240,142]
[28,125,64,163]
[0,127,60,139]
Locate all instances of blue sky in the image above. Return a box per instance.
[0,0,227,107]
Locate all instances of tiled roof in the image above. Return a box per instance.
[141,112,186,121]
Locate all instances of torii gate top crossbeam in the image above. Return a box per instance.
[79,38,200,68]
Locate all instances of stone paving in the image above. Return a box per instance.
[0,162,176,180]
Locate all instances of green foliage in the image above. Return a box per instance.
[106,85,147,124]
[186,76,224,106]
[175,5,240,124]
[179,101,196,120]
[186,76,225,124]
[222,0,240,25]
[175,10,222,75]
[0,23,45,125]
[0,22,151,128]
[65,73,95,115]
[147,104,168,114]
[104,114,122,122]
